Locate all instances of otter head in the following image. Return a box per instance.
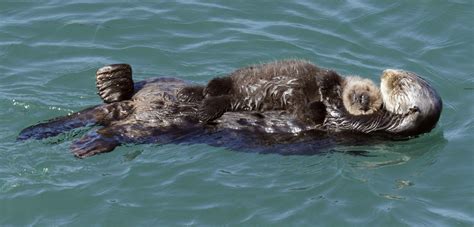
[380,69,442,134]
[342,76,382,115]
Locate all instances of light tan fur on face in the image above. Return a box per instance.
[380,69,413,114]
[342,76,382,115]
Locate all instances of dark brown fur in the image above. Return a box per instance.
[199,60,343,124]
[96,64,134,103]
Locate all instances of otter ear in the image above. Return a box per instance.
[351,91,358,103]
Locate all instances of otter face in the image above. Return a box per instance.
[381,69,442,133]
[342,76,382,115]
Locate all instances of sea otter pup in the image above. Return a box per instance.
[197,60,342,124]
[342,76,382,115]
[197,60,383,124]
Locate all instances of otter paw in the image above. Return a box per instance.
[203,77,233,97]
[408,106,420,114]
[96,64,134,103]
[309,101,327,124]
[300,101,327,124]
[198,96,231,123]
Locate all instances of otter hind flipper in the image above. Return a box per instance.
[17,105,103,141]
[71,129,120,158]
[17,102,133,141]
[70,122,170,158]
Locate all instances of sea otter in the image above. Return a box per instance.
[342,76,382,115]
[17,64,442,158]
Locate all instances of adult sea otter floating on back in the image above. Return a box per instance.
[17,60,442,158]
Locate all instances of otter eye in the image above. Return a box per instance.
[351,92,358,102]
[352,94,359,103]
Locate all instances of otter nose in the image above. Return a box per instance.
[359,94,370,111]
[361,94,369,105]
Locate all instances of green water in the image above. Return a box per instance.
[1,1,473,226]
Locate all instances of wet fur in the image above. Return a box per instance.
[379,69,442,134]
[18,65,442,158]
[96,64,134,103]
[200,60,343,124]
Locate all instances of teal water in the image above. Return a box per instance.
[1,1,473,226]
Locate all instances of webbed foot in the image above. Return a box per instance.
[17,101,134,141]
[96,64,134,103]
[71,129,119,158]
[18,105,99,141]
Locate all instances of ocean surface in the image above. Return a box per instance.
[1,1,473,226]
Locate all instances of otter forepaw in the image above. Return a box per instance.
[299,101,327,124]
[309,101,327,123]
[203,77,233,97]
[198,96,231,123]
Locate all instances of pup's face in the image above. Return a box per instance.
[349,89,380,114]
[342,77,382,115]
